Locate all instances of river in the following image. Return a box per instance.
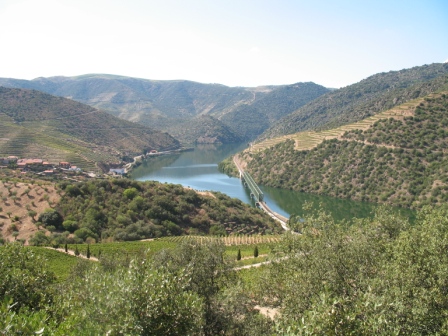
[131,143,415,223]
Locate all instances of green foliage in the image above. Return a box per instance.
[56,179,280,242]
[0,298,49,336]
[256,206,448,335]
[37,210,63,230]
[0,243,56,311]
[29,231,51,246]
[237,248,241,261]
[27,247,80,282]
[246,94,448,209]
[253,245,259,258]
[62,220,78,233]
[52,258,204,335]
[123,187,138,200]
[151,241,263,335]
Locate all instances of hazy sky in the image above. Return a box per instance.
[0,0,447,88]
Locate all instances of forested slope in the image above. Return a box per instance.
[243,93,448,208]
[261,63,448,140]
[52,179,281,243]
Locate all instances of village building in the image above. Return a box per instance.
[59,162,71,169]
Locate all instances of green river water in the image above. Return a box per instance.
[132,143,415,223]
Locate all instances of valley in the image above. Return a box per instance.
[1,62,448,335]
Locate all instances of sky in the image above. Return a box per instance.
[0,0,447,88]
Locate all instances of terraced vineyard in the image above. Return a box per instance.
[249,96,427,153]
[0,114,100,171]
[66,240,178,258]
[59,235,281,264]
[0,87,180,171]
[159,234,281,246]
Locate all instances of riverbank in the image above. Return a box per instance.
[124,147,194,173]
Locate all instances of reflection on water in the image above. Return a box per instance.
[131,143,415,223]
[260,185,415,223]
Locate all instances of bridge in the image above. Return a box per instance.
[233,155,289,231]
[241,171,264,202]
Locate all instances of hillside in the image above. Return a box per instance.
[0,176,281,244]
[165,115,243,144]
[0,75,328,142]
[0,87,180,169]
[241,92,448,209]
[260,63,448,140]
[217,82,330,140]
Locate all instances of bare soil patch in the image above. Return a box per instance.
[0,179,60,244]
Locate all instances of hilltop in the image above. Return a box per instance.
[239,92,448,209]
[260,63,448,140]
[0,75,329,143]
[0,87,180,170]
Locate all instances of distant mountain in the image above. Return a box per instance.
[0,87,180,170]
[219,82,330,140]
[260,63,448,140]
[165,115,243,144]
[0,75,329,142]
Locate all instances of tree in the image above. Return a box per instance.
[253,245,259,258]
[27,210,37,222]
[86,244,90,259]
[51,257,204,335]
[37,210,63,230]
[150,240,257,335]
[29,231,50,246]
[237,248,241,261]
[0,243,56,311]
[64,243,68,253]
[74,245,80,256]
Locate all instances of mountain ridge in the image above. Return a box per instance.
[259,63,448,140]
[0,75,329,143]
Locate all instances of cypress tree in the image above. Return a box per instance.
[74,245,80,256]
[64,243,68,253]
[86,244,91,259]
[254,245,259,258]
[237,248,241,261]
